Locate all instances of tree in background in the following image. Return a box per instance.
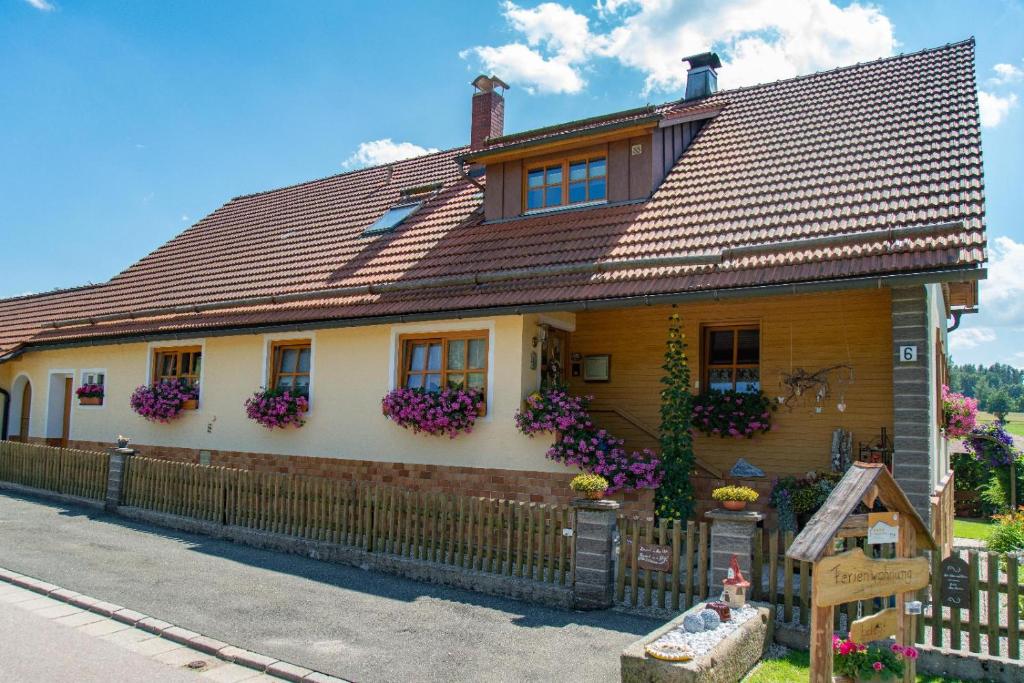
[655,312,697,520]
[949,361,1024,414]
[990,389,1012,423]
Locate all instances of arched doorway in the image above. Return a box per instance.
[11,376,31,442]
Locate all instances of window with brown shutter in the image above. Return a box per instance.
[702,326,760,392]
[270,341,312,397]
[399,331,488,411]
[152,346,202,388]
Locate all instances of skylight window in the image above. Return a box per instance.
[364,201,422,235]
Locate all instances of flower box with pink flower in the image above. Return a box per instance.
[130,379,199,423]
[76,383,105,406]
[245,388,309,429]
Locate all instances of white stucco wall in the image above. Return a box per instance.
[0,314,567,473]
[926,282,951,489]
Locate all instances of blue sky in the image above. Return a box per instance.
[1,0,1022,365]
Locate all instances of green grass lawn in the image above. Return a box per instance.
[742,649,971,682]
[953,517,993,541]
[975,411,1024,437]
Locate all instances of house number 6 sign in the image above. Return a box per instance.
[899,345,918,362]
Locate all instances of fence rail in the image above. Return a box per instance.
[614,515,710,611]
[0,440,108,501]
[122,456,574,586]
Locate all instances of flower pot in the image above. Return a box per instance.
[722,500,747,511]
[78,396,103,406]
[180,399,198,411]
[584,490,606,500]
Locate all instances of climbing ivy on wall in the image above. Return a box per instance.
[655,311,697,520]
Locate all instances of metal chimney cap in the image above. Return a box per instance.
[682,52,722,70]
[472,74,510,94]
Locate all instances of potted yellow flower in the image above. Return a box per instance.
[712,485,759,511]
[570,473,609,500]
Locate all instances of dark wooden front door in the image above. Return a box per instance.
[60,377,72,448]
[17,381,31,441]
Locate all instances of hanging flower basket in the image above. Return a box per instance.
[942,385,977,438]
[381,387,483,438]
[692,389,774,438]
[245,388,309,429]
[129,379,199,423]
[76,383,104,406]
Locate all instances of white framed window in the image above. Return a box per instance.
[261,332,317,412]
[78,368,107,409]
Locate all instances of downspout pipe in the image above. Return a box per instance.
[0,387,9,442]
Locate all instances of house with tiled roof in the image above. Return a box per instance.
[0,40,984,531]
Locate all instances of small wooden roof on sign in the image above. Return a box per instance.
[786,462,936,563]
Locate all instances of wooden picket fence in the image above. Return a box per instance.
[754,527,1024,661]
[920,548,1023,660]
[0,440,108,500]
[122,456,574,585]
[614,516,711,610]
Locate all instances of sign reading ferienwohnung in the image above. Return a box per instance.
[813,549,930,607]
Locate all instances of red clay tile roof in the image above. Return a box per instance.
[2,39,986,357]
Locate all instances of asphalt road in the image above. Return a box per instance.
[0,491,659,683]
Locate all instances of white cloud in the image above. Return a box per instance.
[24,0,54,10]
[991,62,1024,86]
[979,91,1019,128]
[462,0,896,96]
[180,215,190,222]
[981,237,1024,322]
[949,327,997,351]
[460,2,591,94]
[342,139,439,169]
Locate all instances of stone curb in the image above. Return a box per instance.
[0,565,350,683]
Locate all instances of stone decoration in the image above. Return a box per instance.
[722,555,750,609]
[729,458,764,478]
[700,609,721,630]
[682,613,705,633]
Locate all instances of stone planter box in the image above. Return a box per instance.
[621,602,771,683]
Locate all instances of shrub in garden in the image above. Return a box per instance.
[712,485,759,502]
[986,506,1024,555]
[514,386,662,494]
[965,422,1023,512]
[769,471,842,531]
[244,388,309,429]
[129,379,198,423]
[691,389,774,438]
[382,386,483,438]
[942,385,978,438]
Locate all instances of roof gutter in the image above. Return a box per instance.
[40,219,970,332]
[9,265,986,359]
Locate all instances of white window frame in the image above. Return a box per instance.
[145,338,206,411]
[388,320,495,422]
[77,368,108,411]
[260,331,317,413]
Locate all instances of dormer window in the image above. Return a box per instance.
[525,154,607,212]
[365,201,421,235]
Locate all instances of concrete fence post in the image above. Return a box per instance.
[706,509,764,589]
[105,447,136,512]
[571,498,620,610]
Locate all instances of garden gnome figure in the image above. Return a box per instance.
[721,555,750,609]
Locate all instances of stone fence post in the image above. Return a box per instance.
[105,447,136,512]
[706,509,763,588]
[572,498,620,610]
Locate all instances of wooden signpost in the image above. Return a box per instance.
[786,463,937,683]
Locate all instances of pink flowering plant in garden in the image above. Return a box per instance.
[691,389,774,438]
[245,388,309,429]
[382,386,483,438]
[832,635,912,680]
[75,383,104,399]
[129,379,198,423]
[942,384,978,438]
[514,386,662,494]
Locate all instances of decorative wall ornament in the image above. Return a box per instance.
[777,364,853,411]
[729,458,765,478]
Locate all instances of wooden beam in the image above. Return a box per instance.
[836,514,868,538]
[465,123,657,165]
[809,544,834,683]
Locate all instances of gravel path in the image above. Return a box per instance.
[0,490,661,683]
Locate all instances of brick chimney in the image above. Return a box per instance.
[470,75,509,150]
